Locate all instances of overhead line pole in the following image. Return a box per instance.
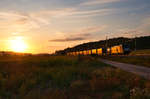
[106,36,108,55]
[135,36,137,51]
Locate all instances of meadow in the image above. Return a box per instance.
[0,55,150,99]
[101,55,150,68]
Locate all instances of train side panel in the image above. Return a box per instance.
[111,45,124,54]
[97,48,102,55]
[83,50,87,55]
[79,51,82,55]
[88,50,92,55]
[92,49,97,55]
[72,52,76,56]
[67,52,70,56]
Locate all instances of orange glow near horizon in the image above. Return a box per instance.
[9,36,28,53]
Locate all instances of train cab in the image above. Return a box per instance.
[123,44,131,54]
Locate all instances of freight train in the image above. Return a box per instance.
[67,44,131,56]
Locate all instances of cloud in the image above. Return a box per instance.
[49,32,91,42]
[0,12,26,20]
[68,8,116,18]
[0,8,75,32]
[0,6,113,33]
[80,25,107,33]
[34,8,114,18]
[0,6,112,35]
[49,25,107,42]
[0,9,73,32]
[80,0,120,6]
[0,11,52,33]
[49,37,86,42]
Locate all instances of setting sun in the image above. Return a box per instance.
[9,36,28,52]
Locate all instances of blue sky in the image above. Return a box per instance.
[0,0,150,53]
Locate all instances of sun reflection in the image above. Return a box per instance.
[9,36,28,52]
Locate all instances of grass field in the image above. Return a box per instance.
[0,55,150,99]
[130,49,150,56]
[101,55,150,68]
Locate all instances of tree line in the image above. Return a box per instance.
[55,36,150,55]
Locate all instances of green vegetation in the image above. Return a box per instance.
[102,56,150,67]
[0,56,150,99]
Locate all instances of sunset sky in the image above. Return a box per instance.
[0,0,150,53]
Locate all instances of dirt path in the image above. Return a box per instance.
[100,59,150,80]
